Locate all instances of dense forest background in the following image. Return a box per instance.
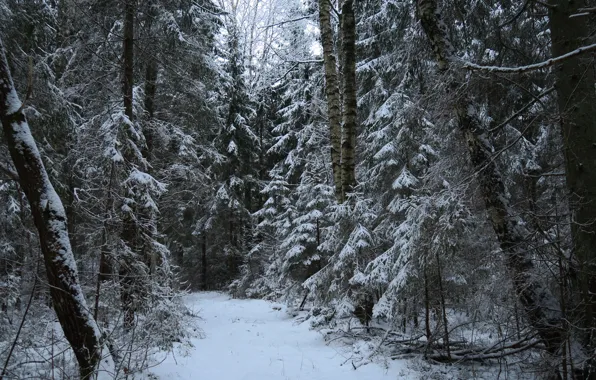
[1,0,596,378]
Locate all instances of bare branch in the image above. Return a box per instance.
[462,42,596,73]
[0,161,19,181]
[499,0,531,27]
[261,15,314,29]
[488,86,555,133]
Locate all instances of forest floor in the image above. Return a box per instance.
[149,292,419,379]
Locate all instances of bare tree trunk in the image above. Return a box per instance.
[122,0,134,120]
[340,0,357,198]
[318,0,343,202]
[94,162,116,322]
[119,0,137,330]
[144,60,157,119]
[202,233,208,290]
[417,0,564,358]
[549,1,596,364]
[435,251,450,360]
[0,38,102,380]
[424,267,432,344]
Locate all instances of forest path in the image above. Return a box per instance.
[150,292,415,379]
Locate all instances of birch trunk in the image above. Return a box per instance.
[318,0,343,202]
[417,0,564,358]
[0,38,102,379]
[340,0,357,198]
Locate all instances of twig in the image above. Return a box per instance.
[0,162,18,181]
[261,15,314,29]
[15,56,33,115]
[498,0,530,27]
[0,258,39,380]
[353,329,392,369]
[488,86,555,133]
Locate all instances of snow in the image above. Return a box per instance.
[150,292,417,380]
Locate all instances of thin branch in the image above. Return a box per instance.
[0,259,39,380]
[462,42,596,73]
[499,0,531,27]
[0,161,19,181]
[328,0,340,19]
[261,15,314,29]
[488,86,554,133]
[535,1,556,10]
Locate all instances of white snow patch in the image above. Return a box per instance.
[149,292,417,379]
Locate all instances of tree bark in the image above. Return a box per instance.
[0,38,102,379]
[417,0,564,358]
[318,0,343,202]
[340,0,357,198]
[549,1,596,362]
[144,60,157,120]
[119,0,138,330]
[202,233,208,290]
[122,0,135,120]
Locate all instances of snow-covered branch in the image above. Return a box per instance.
[462,43,596,73]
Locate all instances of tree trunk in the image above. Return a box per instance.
[549,1,596,364]
[0,38,102,380]
[435,251,450,360]
[119,0,138,330]
[340,0,357,198]
[142,55,155,112]
[417,0,564,358]
[122,0,135,120]
[318,0,343,202]
[202,233,208,290]
[423,267,432,345]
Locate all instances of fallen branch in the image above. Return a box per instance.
[352,329,391,369]
[427,340,541,362]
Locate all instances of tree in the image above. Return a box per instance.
[549,2,596,365]
[0,36,103,379]
[340,0,357,198]
[416,0,564,365]
[318,0,342,201]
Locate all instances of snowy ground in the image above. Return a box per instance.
[149,292,418,380]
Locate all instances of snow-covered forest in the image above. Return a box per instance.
[1,0,596,378]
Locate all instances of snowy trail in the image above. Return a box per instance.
[150,292,415,379]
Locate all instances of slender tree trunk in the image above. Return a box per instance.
[435,251,450,360]
[318,0,343,201]
[549,1,596,364]
[119,0,137,330]
[0,38,102,380]
[340,0,357,198]
[94,162,116,322]
[123,0,134,120]
[417,0,564,358]
[202,233,208,290]
[424,267,432,344]
[144,60,157,117]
